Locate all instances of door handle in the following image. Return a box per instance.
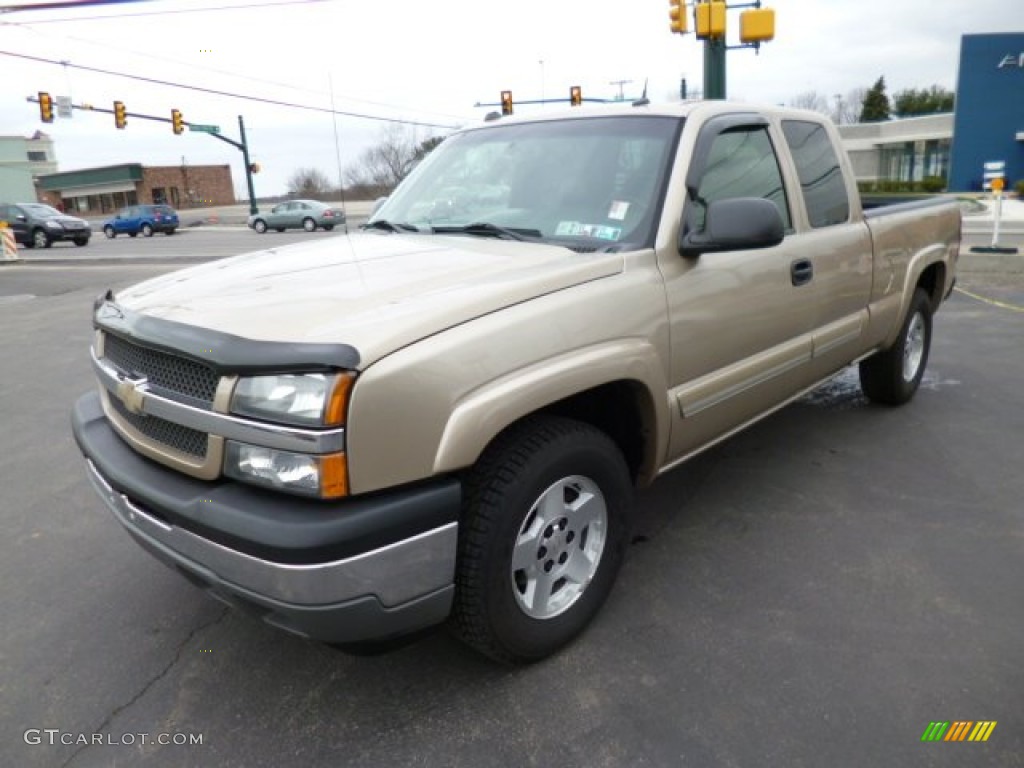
[791,259,813,287]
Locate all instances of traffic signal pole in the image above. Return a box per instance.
[704,36,727,99]
[26,95,260,216]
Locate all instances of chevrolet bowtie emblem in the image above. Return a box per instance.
[116,375,149,415]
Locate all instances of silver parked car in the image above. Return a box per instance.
[247,200,345,233]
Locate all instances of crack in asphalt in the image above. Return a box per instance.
[61,606,230,768]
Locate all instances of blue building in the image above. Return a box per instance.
[949,33,1024,191]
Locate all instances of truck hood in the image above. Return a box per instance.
[114,232,623,368]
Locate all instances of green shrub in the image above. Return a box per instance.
[920,176,946,193]
[1015,179,1024,197]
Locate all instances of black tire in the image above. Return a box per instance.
[275,228,285,233]
[73,238,89,247]
[323,224,334,231]
[302,217,316,232]
[253,219,268,234]
[129,232,137,238]
[451,416,632,663]
[859,287,933,405]
[165,228,176,236]
[32,229,51,249]
[141,223,154,237]
[104,226,116,239]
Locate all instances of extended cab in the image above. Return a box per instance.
[72,102,960,662]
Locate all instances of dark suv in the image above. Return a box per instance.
[102,204,179,238]
[0,203,91,248]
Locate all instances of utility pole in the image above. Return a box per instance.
[609,79,633,101]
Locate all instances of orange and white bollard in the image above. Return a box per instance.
[0,221,20,263]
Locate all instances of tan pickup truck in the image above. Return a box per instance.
[72,102,960,663]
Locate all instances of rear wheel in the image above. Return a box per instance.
[32,229,51,249]
[451,416,632,663]
[859,287,933,405]
[165,228,176,236]
[74,238,89,247]
[302,217,316,232]
[141,223,154,237]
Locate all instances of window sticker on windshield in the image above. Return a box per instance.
[555,221,622,241]
[608,201,630,221]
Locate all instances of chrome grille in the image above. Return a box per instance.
[104,333,218,406]
[108,395,208,459]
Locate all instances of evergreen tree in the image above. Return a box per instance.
[893,85,955,117]
[859,77,891,122]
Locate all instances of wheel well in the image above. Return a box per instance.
[535,380,655,485]
[917,262,945,308]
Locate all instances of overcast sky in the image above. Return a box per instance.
[2,0,1022,198]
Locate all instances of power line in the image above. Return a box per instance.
[0,0,331,22]
[2,16,469,122]
[2,49,461,129]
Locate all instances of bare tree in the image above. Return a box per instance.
[287,167,333,199]
[788,90,831,115]
[838,87,867,125]
[345,125,446,197]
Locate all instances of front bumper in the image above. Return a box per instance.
[72,391,460,643]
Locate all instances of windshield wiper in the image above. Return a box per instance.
[362,219,419,233]
[431,222,541,241]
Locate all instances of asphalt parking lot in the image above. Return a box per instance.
[1,230,1022,767]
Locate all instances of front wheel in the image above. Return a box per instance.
[74,238,89,247]
[253,220,268,234]
[451,416,632,663]
[859,287,933,405]
[302,217,316,232]
[141,223,154,237]
[104,226,116,239]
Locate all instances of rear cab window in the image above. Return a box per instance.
[781,120,850,228]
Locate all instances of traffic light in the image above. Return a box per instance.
[668,0,688,34]
[501,90,513,116]
[113,100,127,129]
[696,0,726,38]
[38,91,54,123]
[171,109,184,135]
[570,85,582,106]
[739,8,775,43]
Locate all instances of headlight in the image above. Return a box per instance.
[45,220,63,229]
[231,372,353,427]
[224,442,347,498]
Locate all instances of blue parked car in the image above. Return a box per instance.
[102,204,179,238]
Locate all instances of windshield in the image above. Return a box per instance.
[23,204,63,217]
[370,115,680,250]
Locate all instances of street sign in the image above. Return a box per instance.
[189,124,221,134]
[56,96,72,118]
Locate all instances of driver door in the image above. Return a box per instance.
[661,115,818,462]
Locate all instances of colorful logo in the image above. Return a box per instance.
[921,721,997,742]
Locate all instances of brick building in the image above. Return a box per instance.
[36,162,234,215]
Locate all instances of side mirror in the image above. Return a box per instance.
[680,197,784,257]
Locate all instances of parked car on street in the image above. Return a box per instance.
[102,204,179,238]
[0,202,91,248]
[247,199,345,233]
